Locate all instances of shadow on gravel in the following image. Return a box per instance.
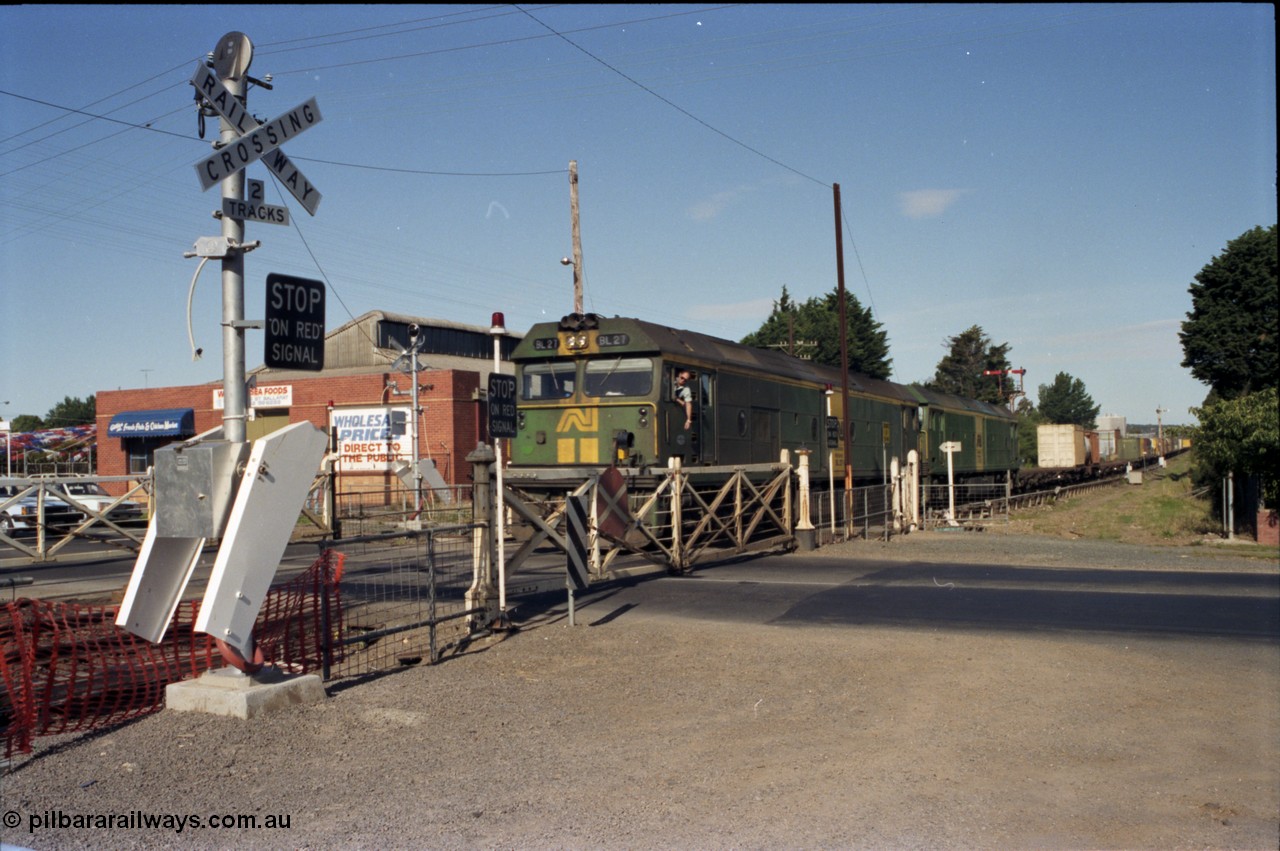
[501,582,645,630]
[773,563,1280,640]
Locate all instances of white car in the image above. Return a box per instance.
[0,485,84,536]
[50,481,147,526]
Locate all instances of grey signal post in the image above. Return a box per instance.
[212,38,252,444]
[118,33,331,695]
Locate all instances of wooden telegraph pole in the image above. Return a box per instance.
[569,160,584,315]
[833,184,852,495]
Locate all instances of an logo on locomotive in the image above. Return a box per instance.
[555,408,599,463]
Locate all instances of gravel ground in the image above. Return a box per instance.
[813,527,1279,573]
[2,531,1277,850]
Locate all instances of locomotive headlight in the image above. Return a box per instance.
[637,406,649,428]
[517,411,526,430]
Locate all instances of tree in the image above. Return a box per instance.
[740,285,801,355]
[925,325,1013,404]
[1014,397,1043,465]
[742,286,892,379]
[1193,387,1279,507]
[1179,224,1278,400]
[44,395,95,428]
[10,414,43,432]
[1037,372,1099,429]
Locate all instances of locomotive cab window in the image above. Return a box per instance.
[521,361,577,400]
[670,367,697,399]
[584,357,653,397]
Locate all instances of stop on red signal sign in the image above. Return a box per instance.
[265,273,325,371]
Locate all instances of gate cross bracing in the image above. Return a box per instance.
[501,461,796,583]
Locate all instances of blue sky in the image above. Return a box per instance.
[1,4,1274,428]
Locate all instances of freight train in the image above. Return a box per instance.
[506,313,1019,488]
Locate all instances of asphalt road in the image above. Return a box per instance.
[525,555,1280,641]
[0,538,328,604]
[5,532,1278,646]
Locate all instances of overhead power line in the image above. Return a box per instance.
[514,5,829,189]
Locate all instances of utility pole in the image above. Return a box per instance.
[568,160,584,315]
[833,184,852,496]
[1156,406,1167,445]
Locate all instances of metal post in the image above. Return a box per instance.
[825,391,835,538]
[1226,471,1235,540]
[796,449,815,551]
[669,456,683,571]
[464,444,497,628]
[490,314,508,617]
[947,447,956,522]
[411,346,422,514]
[218,73,248,445]
[324,405,339,537]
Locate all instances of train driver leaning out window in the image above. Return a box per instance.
[674,369,695,430]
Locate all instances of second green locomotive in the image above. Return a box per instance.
[507,314,1018,487]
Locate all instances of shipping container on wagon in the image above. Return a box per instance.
[1097,414,1127,437]
[1096,429,1121,461]
[1119,436,1143,461]
[1037,424,1087,468]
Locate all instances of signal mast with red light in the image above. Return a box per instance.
[983,367,1027,411]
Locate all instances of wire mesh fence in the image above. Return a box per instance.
[329,482,473,538]
[811,484,894,543]
[921,482,1011,529]
[317,524,483,681]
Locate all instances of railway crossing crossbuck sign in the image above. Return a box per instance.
[190,64,324,216]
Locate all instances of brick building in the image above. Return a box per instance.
[96,311,520,495]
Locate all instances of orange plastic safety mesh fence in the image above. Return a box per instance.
[2,549,344,758]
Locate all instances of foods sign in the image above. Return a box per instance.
[332,406,411,471]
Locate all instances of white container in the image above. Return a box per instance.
[1097,415,1127,437]
[1037,424,1087,468]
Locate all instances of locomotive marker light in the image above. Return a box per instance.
[940,441,962,524]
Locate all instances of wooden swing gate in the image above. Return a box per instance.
[501,460,796,583]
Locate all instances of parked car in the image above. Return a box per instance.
[49,480,148,526]
[0,485,85,536]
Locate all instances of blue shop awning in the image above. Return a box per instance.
[107,408,195,438]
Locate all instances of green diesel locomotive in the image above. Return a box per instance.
[506,314,1018,488]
